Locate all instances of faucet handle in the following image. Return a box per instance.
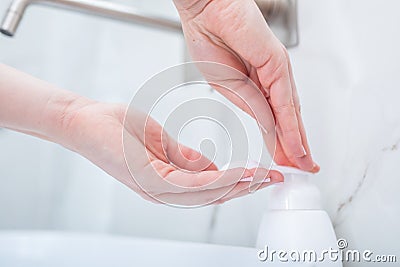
[255,0,299,48]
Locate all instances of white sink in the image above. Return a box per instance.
[0,231,263,267]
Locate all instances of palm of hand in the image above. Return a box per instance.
[63,102,282,206]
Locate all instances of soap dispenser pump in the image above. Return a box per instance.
[256,166,343,266]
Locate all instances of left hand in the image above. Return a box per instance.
[0,64,282,206]
[53,99,283,206]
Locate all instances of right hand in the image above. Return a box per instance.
[174,0,319,172]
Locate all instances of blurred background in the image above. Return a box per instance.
[0,1,399,266]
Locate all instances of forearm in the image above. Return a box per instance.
[0,63,92,146]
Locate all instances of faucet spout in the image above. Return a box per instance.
[0,0,182,37]
[0,0,29,36]
[0,0,298,48]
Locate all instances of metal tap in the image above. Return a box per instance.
[0,0,298,47]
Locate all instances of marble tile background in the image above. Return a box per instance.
[0,0,399,266]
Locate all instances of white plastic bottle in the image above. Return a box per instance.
[256,166,343,267]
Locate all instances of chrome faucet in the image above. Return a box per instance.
[0,0,182,36]
[0,0,298,47]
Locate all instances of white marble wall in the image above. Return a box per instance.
[294,1,400,266]
[0,0,399,266]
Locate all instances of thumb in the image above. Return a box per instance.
[166,137,218,172]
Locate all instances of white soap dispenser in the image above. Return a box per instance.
[256,165,343,266]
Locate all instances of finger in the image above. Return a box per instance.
[125,110,219,173]
[135,165,281,206]
[166,138,218,172]
[195,62,277,142]
[124,110,170,162]
[209,2,306,161]
[214,181,256,204]
[287,58,320,173]
[163,166,252,192]
[266,67,305,159]
[154,182,248,207]
[272,134,297,168]
[136,158,252,196]
[248,168,283,193]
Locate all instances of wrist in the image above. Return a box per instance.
[40,92,94,149]
[0,63,94,150]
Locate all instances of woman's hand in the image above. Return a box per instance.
[55,100,283,206]
[0,64,282,206]
[174,0,319,172]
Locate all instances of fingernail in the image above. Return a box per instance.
[244,168,253,178]
[294,157,313,171]
[311,162,320,173]
[295,145,307,158]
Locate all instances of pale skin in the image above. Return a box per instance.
[174,0,319,173]
[0,0,318,205]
